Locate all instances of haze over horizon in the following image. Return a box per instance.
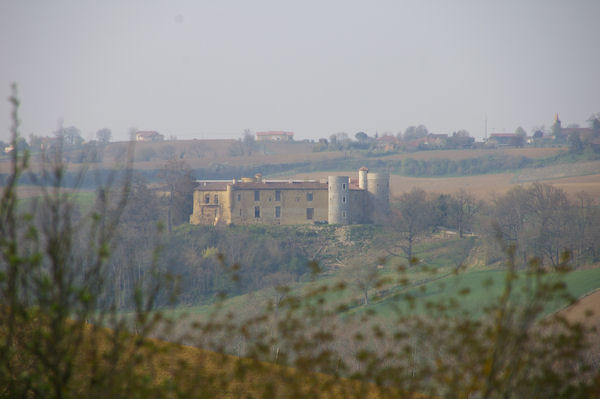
[1,1,599,143]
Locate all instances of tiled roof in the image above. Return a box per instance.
[193,181,328,191]
[561,128,594,135]
[193,177,373,191]
[236,182,326,189]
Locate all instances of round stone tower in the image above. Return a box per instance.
[328,176,350,225]
[367,172,390,222]
[358,166,368,190]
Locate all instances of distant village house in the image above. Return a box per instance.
[488,133,519,146]
[255,131,294,142]
[135,131,164,142]
[559,127,595,141]
[374,135,401,151]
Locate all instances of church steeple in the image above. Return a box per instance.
[552,113,563,139]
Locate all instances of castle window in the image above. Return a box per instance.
[254,206,260,218]
[214,195,219,204]
[204,194,210,204]
[342,183,346,190]
[254,190,260,201]
[342,196,346,203]
[237,194,241,201]
[306,192,313,201]
[275,190,281,201]
[306,208,314,220]
[275,206,281,218]
[239,208,242,217]
[343,211,346,218]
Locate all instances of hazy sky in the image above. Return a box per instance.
[1,1,599,142]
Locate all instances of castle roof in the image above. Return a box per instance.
[193,180,328,191]
[193,178,367,191]
[233,181,327,190]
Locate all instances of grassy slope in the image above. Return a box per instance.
[160,233,600,324]
[359,267,600,319]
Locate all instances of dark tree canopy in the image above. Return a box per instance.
[159,157,194,231]
[96,128,112,143]
[354,131,369,143]
[57,125,84,148]
[403,125,429,141]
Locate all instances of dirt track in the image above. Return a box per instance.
[560,289,600,329]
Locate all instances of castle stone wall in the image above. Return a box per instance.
[229,187,327,225]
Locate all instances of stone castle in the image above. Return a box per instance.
[189,168,390,226]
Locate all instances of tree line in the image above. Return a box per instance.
[386,184,600,268]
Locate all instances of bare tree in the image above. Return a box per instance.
[403,125,428,141]
[96,128,112,144]
[448,189,482,238]
[229,129,257,156]
[524,183,571,266]
[261,271,297,310]
[342,258,381,305]
[386,188,434,264]
[571,191,599,262]
[56,125,84,148]
[158,157,194,232]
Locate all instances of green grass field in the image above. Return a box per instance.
[16,188,97,215]
[157,232,600,326]
[359,267,600,319]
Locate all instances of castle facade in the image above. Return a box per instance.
[189,168,389,226]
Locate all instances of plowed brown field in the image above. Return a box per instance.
[290,171,600,200]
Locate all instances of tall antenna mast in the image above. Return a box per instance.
[485,114,488,140]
